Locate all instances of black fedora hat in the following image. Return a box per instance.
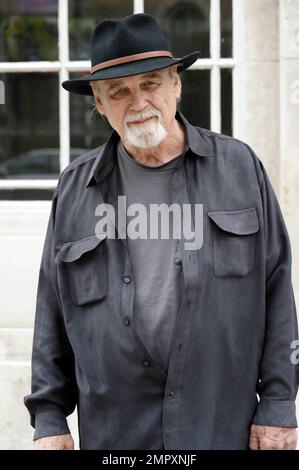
[62,13,200,96]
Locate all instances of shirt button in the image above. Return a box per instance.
[123,317,130,326]
[143,360,151,367]
[123,276,131,284]
[169,388,177,397]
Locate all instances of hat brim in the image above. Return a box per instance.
[62,51,200,96]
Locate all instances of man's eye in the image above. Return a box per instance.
[142,81,159,90]
[111,88,128,98]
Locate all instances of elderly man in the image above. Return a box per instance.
[24,13,298,450]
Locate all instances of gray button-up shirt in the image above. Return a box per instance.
[24,112,298,450]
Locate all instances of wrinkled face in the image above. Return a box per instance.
[91,66,181,149]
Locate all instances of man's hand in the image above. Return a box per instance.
[249,424,297,450]
[33,433,74,450]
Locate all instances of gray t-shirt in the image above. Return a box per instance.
[117,142,184,373]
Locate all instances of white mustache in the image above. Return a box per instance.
[124,109,161,124]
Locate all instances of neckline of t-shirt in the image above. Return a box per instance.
[117,141,183,173]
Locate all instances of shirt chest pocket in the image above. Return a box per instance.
[59,234,107,306]
[207,207,259,278]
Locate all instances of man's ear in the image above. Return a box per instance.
[173,71,182,101]
[90,82,106,116]
[94,95,106,116]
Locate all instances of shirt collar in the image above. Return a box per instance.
[176,111,215,158]
[86,130,118,188]
[86,111,215,188]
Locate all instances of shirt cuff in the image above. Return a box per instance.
[252,398,298,427]
[33,409,71,441]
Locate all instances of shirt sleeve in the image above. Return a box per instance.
[24,182,77,440]
[252,157,298,427]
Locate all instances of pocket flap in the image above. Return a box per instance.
[60,233,107,263]
[207,207,259,235]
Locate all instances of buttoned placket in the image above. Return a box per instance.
[121,251,167,384]
[162,152,202,450]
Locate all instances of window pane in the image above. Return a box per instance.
[221,0,232,58]
[221,68,232,136]
[0,73,59,181]
[69,0,133,61]
[0,189,54,200]
[0,0,58,61]
[70,73,112,155]
[145,0,210,59]
[179,70,210,130]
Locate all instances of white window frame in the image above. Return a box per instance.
[0,0,244,193]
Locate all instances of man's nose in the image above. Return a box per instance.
[129,89,148,112]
